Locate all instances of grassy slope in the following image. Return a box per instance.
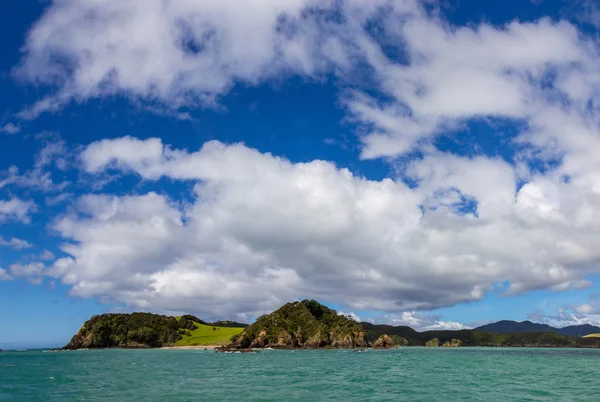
[583,334,600,338]
[175,323,244,346]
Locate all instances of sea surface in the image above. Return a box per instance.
[1,347,600,401]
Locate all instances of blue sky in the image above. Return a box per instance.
[3,0,600,348]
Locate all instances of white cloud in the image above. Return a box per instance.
[9,262,45,277]
[381,311,470,331]
[338,311,362,322]
[15,0,600,168]
[39,250,55,261]
[0,123,20,134]
[16,0,366,118]
[7,262,46,285]
[12,0,600,320]
[0,198,35,224]
[0,236,33,250]
[348,17,591,158]
[20,136,594,318]
[530,298,600,327]
[0,138,70,192]
[0,268,12,281]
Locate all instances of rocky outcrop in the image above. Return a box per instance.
[425,338,440,347]
[373,334,394,348]
[227,300,369,349]
[442,339,462,347]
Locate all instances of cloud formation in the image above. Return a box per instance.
[16,0,363,117]
[16,0,600,165]
[0,198,35,224]
[19,135,593,318]
[530,295,600,327]
[9,0,600,321]
[0,236,32,250]
[377,311,470,331]
[0,123,20,135]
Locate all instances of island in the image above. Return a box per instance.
[63,300,600,350]
[63,313,246,349]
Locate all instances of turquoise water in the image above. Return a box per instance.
[2,347,600,401]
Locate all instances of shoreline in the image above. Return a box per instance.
[160,345,223,350]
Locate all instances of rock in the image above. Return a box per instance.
[304,332,329,348]
[442,339,462,347]
[425,338,440,347]
[391,335,409,347]
[373,334,395,348]
[249,337,266,348]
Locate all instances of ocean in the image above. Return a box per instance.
[1,347,599,401]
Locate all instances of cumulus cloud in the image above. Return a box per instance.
[377,311,470,331]
[529,297,600,327]
[18,136,593,318]
[39,250,55,261]
[0,236,32,250]
[12,0,600,320]
[16,0,386,118]
[0,138,70,192]
[15,0,600,169]
[348,17,590,158]
[5,262,46,285]
[0,198,35,224]
[9,262,45,277]
[0,269,12,281]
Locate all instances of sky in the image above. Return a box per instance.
[3,0,600,348]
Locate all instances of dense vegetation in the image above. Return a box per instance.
[63,303,600,350]
[211,320,248,328]
[228,300,368,349]
[362,322,600,348]
[63,313,247,349]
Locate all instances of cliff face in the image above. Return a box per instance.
[227,300,368,349]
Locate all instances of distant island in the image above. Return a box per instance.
[63,300,600,350]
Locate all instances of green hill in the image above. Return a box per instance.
[227,299,368,349]
[176,323,243,346]
[63,312,245,349]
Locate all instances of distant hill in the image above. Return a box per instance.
[227,300,369,349]
[475,320,600,336]
[361,322,600,348]
[560,324,600,337]
[211,320,248,328]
